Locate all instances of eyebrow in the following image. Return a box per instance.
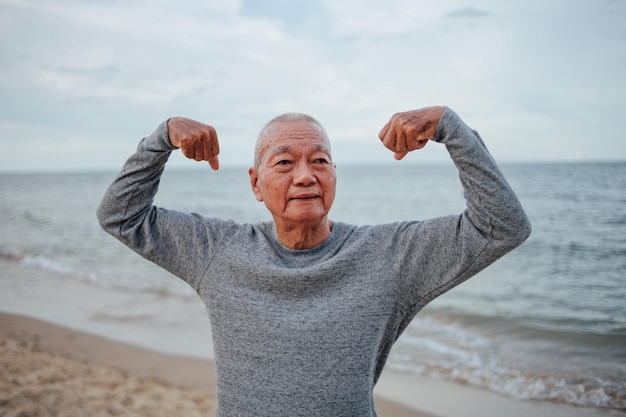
[269,143,331,156]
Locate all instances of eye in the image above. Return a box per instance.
[275,159,292,166]
[313,158,329,164]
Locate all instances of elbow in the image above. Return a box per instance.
[96,199,119,237]
[506,212,532,249]
[520,215,532,242]
[96,205,107,230]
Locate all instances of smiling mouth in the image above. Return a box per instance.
[290,194,319,200]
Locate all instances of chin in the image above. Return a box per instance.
[287,211,329,224]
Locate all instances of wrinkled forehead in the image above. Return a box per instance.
[267,141,331,157]
[255,120,331,165]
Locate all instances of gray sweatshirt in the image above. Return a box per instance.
[97,107,531,416]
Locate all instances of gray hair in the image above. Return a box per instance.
[254,113,330,168]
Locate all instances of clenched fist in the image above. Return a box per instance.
[167,117,220,170]
[378,106,445,160]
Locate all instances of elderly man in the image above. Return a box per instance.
[97,106,531,416]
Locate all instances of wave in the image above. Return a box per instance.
[90,311,158,323]
[1,251,197,300]
[389,312,626,410]
[21,254,78,277]
[388,359,625,410]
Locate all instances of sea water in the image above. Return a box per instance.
[0,161,624,411]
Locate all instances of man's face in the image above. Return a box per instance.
[249,120,337,227]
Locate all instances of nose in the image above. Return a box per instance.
[293,162,317,186]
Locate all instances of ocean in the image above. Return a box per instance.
[0,161,625,413]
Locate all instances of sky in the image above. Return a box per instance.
[0,0,625,172]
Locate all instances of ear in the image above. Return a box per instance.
[249,167,264,202]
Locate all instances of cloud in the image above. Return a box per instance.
[444,6,491,18]
[240,0,330,36]
[0,0,625,172]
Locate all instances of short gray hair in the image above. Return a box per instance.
[254,113,329,168]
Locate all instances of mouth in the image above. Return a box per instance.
[290,193,319,201]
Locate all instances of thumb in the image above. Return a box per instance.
[208,155,220,170]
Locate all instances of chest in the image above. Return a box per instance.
[200,250,402,354]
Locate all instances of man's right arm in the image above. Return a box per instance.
[97,120,175,244]
[96,119,225,289]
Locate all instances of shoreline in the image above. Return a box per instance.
[1,259,623,416]
[3,312,621,417]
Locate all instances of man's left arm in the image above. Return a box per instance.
[433,107,532,248]
[380,106,532,305]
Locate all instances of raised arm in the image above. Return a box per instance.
[379,106,531,307]
[96,118,226,288]
[380,106,530,246]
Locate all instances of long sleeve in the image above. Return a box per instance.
[391,107,531,310]
[96,121,231,289]
[96,121,173,240]
[438,107,531,247]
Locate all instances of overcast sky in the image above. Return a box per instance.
[1,0,624,172]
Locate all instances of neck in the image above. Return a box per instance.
[274,218,333,250]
